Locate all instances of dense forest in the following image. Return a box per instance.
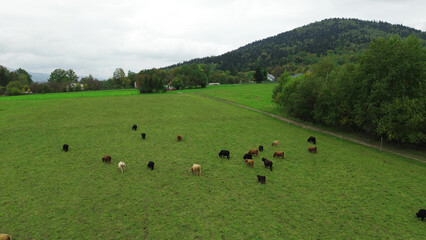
[168,18,426,76]
[273,36,425,146]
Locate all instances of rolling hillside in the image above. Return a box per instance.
[168,18,426,72]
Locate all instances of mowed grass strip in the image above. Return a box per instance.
[0,93,425,239]
[194,83,280,114]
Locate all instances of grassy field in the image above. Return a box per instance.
[194,83,281,114]
[0,89,425,239]
[0,89,139,101]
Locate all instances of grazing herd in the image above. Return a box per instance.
[58,126,425,224]
[61,124,189,175]
[221,136,317,184]
[61,124,185,175]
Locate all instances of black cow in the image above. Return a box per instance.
[257,175,266,184]
[243,153,252,160]
[141,133,146,140]
[258,145,264,152]
[62,144,69,152]
[308,136,316,144]
[132,124,137,131]
[417,209,426,221]
[218,150,230,159]
[262,157,273,171]
[147,161,155,170]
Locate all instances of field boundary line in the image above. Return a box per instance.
[192,92,426,164]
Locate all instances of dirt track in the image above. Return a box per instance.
[193,92,426,164]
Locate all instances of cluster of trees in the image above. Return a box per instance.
[136,64,260,93]
[33,69,107,94]
[273,36,425,145]
[0,66,110,95]
[0,67,33,95]
[0,63,264,96]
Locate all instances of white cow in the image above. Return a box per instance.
[118,161,126,173]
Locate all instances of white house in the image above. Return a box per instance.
[66,83,84,91]
[267,73,275,81]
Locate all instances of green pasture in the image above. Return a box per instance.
[0,89,139,101]
[194,83,281,114]
[0,89,425,239]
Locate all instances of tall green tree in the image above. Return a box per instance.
[376,97,425,144]
[48,69,78,83]
[112,68,131,88]
[127,71,137,88]
[137,69,165,93]
[0,65,10,87]
[254,66,266,83]
[14,68,32,84]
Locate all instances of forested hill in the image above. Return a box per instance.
[168,18,425,73]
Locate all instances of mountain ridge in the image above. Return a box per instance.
[166,18,426,73]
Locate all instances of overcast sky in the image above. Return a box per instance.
[0,0,425,79]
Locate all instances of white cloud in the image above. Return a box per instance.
[0,0,424,79]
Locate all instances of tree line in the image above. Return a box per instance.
[272,36,425,146]
[0,63,266,96]
[0,67,108,95]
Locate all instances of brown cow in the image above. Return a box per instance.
[273,151,284,159]
[248,149,258,156]
[244,159,254,168]
[0,233,12,240]
[177,134,182,141]
[308,146,317,153]
[272,140,279,147]
[102,155,111,163]
[191,164,201,176]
